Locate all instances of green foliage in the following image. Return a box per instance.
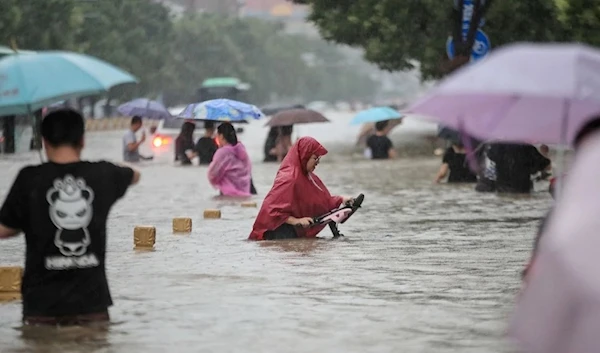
[0,0,378,106]
[561,0,600,46]
[293,0,566,79]
[75,0,174,97]
[0,0,82,50]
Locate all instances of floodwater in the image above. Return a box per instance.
[0,112,551,353]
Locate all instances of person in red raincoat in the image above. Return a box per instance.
[249,137,352,240]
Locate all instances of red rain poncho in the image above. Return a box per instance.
[249,137,343,240]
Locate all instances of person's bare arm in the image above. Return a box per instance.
[435,163,449,183]
[127,132,146,151]
[127,140,144,152]
[285,216,299,225]
[388,148,397,159]
[131,168,141,185]
[0,224,20,239]
[286,216,313,227]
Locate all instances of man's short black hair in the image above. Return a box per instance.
[204,121,215,130]
[375,120,389,131]
[41,108,85,148]
[131,116,142,125]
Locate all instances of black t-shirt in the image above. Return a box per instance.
[488,143,551,193]
[195,137,218,165]
[442,147,477,183]
[0,161,134,317]
[366,134,393,159]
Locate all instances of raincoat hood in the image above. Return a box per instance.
[281,136,328,175]
[225,142,251,163]
[249,137,343,240]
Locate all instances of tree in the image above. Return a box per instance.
[292,0,563,79]
[0,0,82,50]
[75,0,174,97]
[0,1,379,108]
[163,13,378,105]
[561,0,600,46]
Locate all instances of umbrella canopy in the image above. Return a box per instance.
[406,42,600,146]
[260,103,305,116]
[350,106,403,125]
[0,51,137,116]
[265,109,329,127]
[190,99,263,123]
[173,102,198,119]
[117,98,171,120]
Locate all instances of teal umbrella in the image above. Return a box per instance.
[0,51,138,116]
[350,106,403,125]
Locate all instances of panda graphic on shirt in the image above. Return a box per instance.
[44,175,99,270]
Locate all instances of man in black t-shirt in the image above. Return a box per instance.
[0,109,140,325]
[366,120,396,159]
[195,121,218,165]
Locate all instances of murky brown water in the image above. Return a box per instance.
[0,113,551,353]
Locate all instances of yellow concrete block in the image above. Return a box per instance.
[241,202,257,208]
[0,267,22,302]
[173,217,192,233]
[203,209,221,219]
[0,267,22,292]
[133,226,156,250]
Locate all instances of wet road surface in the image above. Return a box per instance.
[0,112,551,353]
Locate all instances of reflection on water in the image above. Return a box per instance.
[0,114,550,353]
[11,324,111,353]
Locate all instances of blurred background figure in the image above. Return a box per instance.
[365,120,395,159]
[208,123,252,196]
[487,143,551,194]
[263,125,293,162]
[195,121,218,165]
[123,116,153,162]
[434,138,477,183]
[175,121,196,165]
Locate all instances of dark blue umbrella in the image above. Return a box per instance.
[117,98,172,120]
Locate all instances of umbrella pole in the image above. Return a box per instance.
[28,106,44,163]
[555,99,570,200]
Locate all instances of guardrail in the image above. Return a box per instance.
[85,117,154,132]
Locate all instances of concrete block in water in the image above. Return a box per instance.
[134,226,156,250]
[203,209,221,219]
[173,217,192,233]
[0,266,22,301]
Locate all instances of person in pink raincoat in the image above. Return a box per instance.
[207,122,252,196]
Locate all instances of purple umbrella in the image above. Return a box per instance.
[117,98,172,120]
[407,43,600,146]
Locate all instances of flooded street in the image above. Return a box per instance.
[0,112,551,353]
